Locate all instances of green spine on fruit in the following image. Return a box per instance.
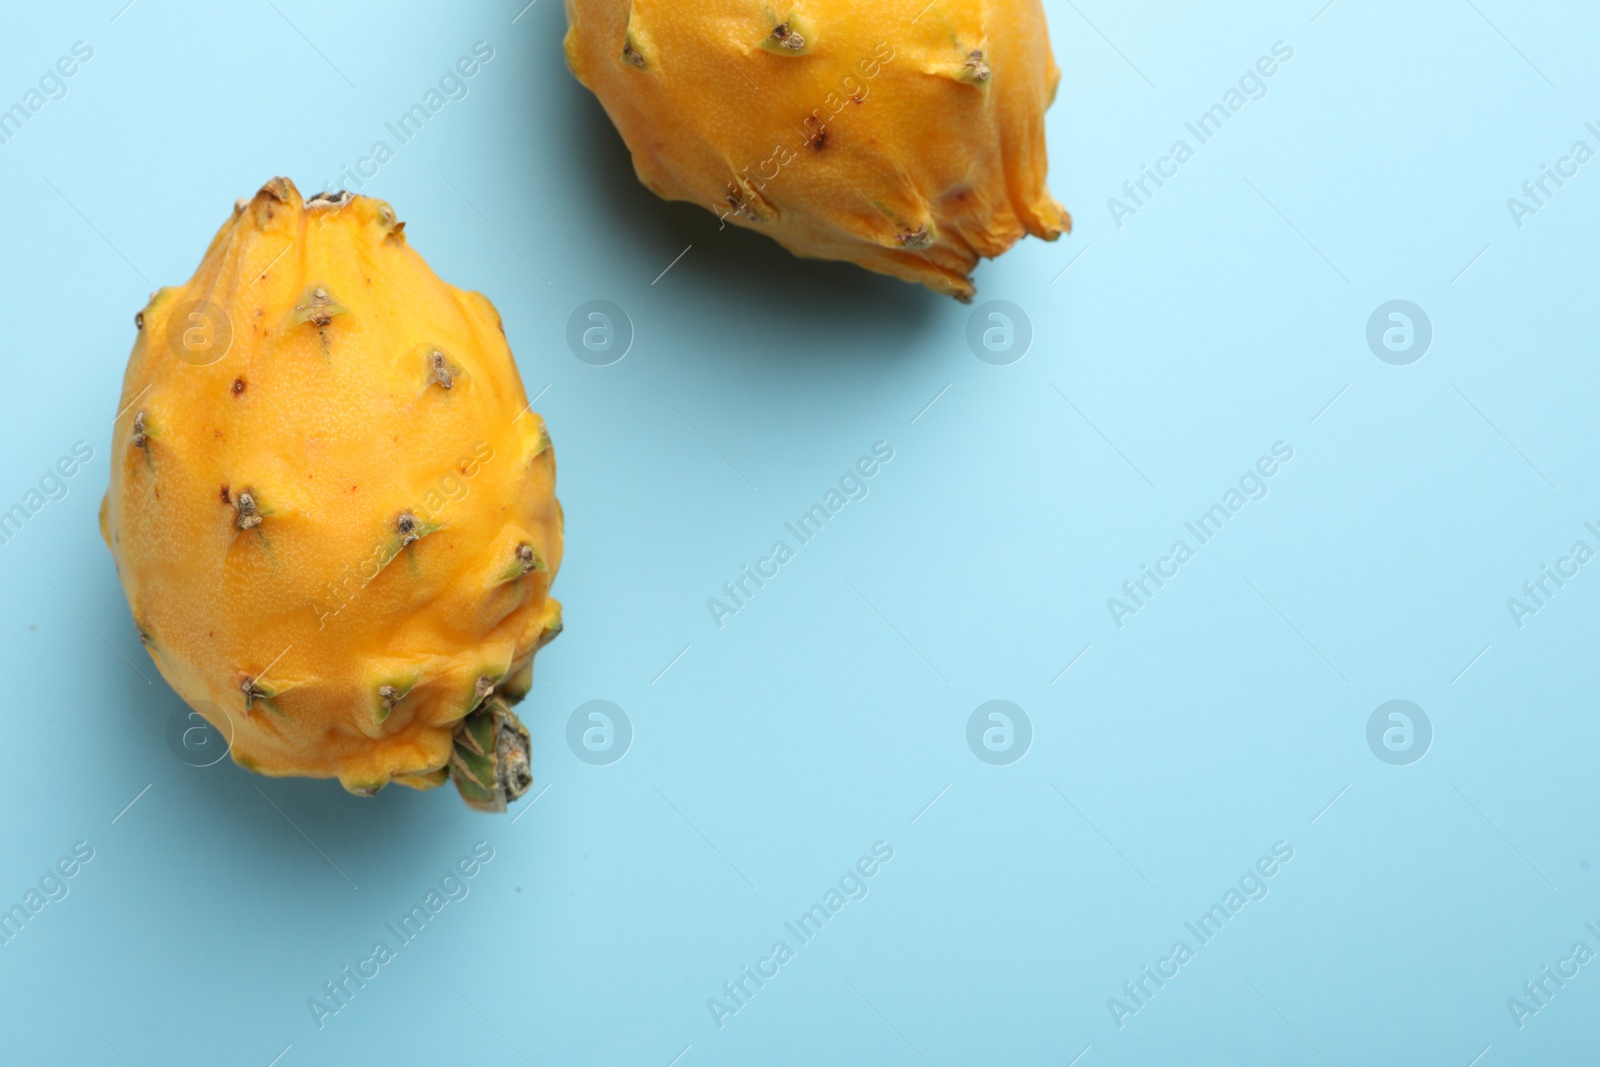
[759,14,812,55]
[496,542,546,584]
[285,285,350,330]
[394,511,442,549]
[374,677,418,724]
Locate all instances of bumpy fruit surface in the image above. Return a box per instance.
[101,178,563,810]
[562,0,1069,299]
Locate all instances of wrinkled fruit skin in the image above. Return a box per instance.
[562,0,1070,299]
[100,178,563,803]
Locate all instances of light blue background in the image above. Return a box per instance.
[2,1,1597,1064]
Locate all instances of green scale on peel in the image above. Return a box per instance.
[759,13,812,55]
[449,698,533,813]
[284,285,350,330]
[495,542,546,584]
[374,676,421,724]
[238,673,291,717]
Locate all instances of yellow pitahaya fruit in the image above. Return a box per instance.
[562,0,1070,299]
[100,178,563,811]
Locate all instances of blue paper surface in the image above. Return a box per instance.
[1,1,1597,1064]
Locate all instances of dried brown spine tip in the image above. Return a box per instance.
[235,490,262,530]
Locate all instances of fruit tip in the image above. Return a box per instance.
[257,176,299,204]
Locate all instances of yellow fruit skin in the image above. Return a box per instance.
[102,178,562,796]
[562,0,1070,299]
